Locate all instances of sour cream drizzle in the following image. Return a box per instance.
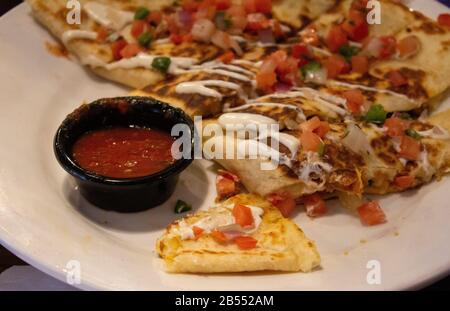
[61,30,98,46]
[173,204,264,240]
[175,80,242,99]
[104,53,197,74]
[83,2,134,31]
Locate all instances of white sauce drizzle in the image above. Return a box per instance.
[61,30,98,46]
[173,205,264,240]
[175,80,242,99]
[218,113,278,127]
[417,126,450,140]
[105,53,197,74]
[83,2,134,31]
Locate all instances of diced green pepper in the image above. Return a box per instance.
[301,61,321,79]
[365,104,387,124]
[138,32,152,48]
[405,128,422,140]
[174,200,192,214]
[338,45,361,62]
[152,57,171,73]
[134,7,150,20]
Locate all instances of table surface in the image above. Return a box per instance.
[0,0,449,291]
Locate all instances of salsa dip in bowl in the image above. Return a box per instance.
[54,97,195,213]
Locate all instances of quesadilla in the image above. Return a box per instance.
[156,193,321,273]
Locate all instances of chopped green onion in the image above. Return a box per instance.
[405,128,422,140]
[365,104,387,124]
[134,7,150,20]
[174,200,192,214]
[301,61,321,79]
[138,32,152,48]
[338,45,361,62]
[152,56,171,73]
[317,142,326,157]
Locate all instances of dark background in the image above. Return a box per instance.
[0,0,449,291]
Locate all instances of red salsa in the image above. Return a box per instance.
[72,127,175,179]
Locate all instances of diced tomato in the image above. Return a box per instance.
[303,194,327,217]
[246,13,270,31]
[384,117,409,137]
[97,27,109,42]
[216,174,236,199]
[388,70,408,87]
[267,192,296,217]
[120,43,142,59]
[276,57,299,84]
[256,71,277,91]
[110,39,127,60]
[394,175,415,190]
[216,0,231,10]
[341,89,365,114]
[170,33,184,45]
[232,204,254,227]
[342,9,369,41]
[218,169,240,182]
[182,0,201,12]
[324,55,350,79]
[269,50,288,65]
[351,55,369,74]
[399,135,421,161]
[243,0,257,13]
[254,0,272,14]
[234,236,258,250]
[192,226,204,239]
[438,13,450,27]
[291,43,310,59]
[357,201,386,226]
[228,6,248,30]
[300,130,322,152]
[300,116,330,138]
[211,229,228,243]
[196,2,217,20]
[378,36,397,59]
[397,35,421,59]
[183,33,194,43]
[326,25,348,52]
[147,11,163,25]
[217,51,235,63]
[131,20,146,38]
[351,0,369,11]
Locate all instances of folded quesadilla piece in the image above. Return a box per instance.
[156,193,321,273]
[27,0,222,89]
[298,0,450,112]
[202,106,450,199]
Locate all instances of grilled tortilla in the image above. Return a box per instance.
[27,0,221,89]
[308,0,450,112]
[201,107,450,199]
[156,193,321,273]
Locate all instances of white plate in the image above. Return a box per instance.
[0,1,449,291]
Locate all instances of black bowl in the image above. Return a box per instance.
[54,97,195,213]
